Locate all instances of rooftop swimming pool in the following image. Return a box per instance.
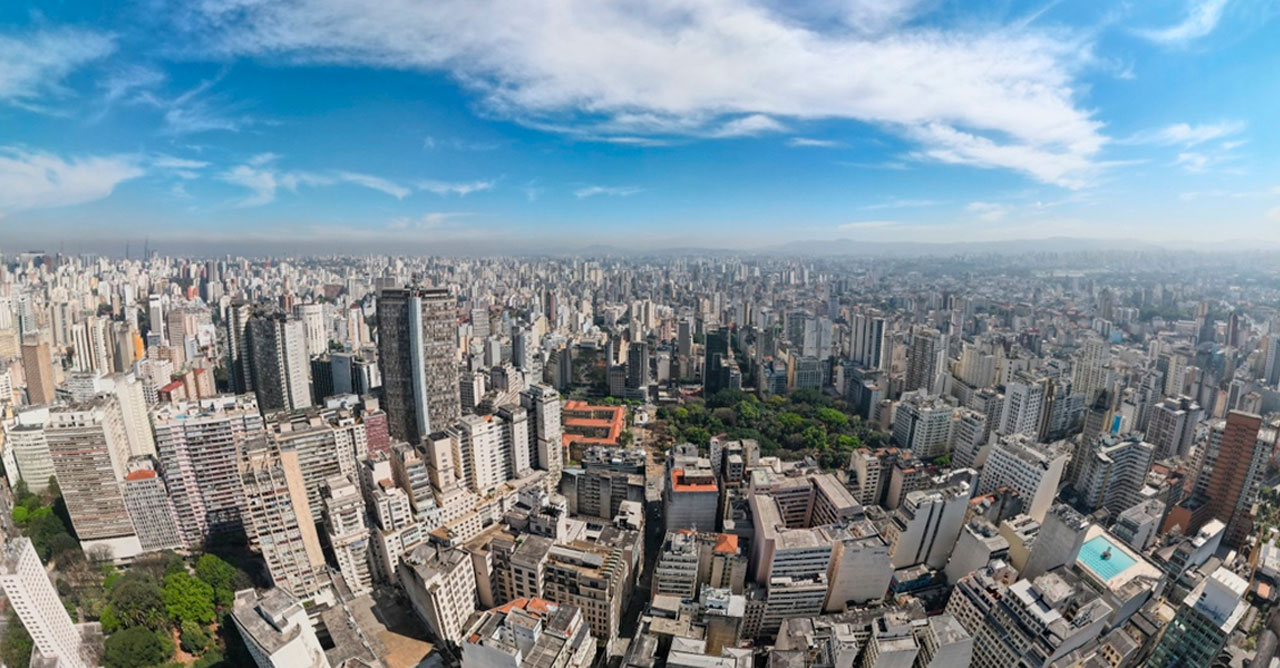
[1077,535,1136,581]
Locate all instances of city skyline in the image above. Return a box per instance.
[2,0,1280,251]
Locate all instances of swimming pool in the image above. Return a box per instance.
[1077,535,1137,581]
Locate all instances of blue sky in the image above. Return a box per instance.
[1,0,1279,252]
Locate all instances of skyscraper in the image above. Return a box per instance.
[904,327,941,393]
[46,399,142,559]
[1148,567,1248,668]
[1201,411,1266,547]
[377,287,460,444]
[152,396,265,546]
[225,300,254,394]
[0,538,90,668]
[247,311,313,412]
[20,340,54,405]
[849,311,887,370]
[521,383,564,490]
[240,438,328,599]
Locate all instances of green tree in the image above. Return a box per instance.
[0,609,33,668]
[180,620,212,653]
[163,571,216,625]
[103,627,174,668]
[192,650,225,668]
[11,505,29,525]
[816,407,849,429]
[109,577,168,630]
[195,554,245,609]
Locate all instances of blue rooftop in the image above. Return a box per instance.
[1078,535,1136,581]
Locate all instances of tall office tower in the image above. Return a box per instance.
[46,399,142,559]
[904,327,941,393]
[377,287,460,445]
[121,457,185,552]
[148,294,166,341]
[294,302,327,357]
[677,318,692,358]
[1147,395,1203,459]
[1201,411,1266,547]
[240,439,328,599]
[521,384,564,489]
[1069,336,1110,405]
[225,300,254,394]
[891,392,955,460]
[71,317,112,374]
[512,327,530,369]
[247,312,313,412]
[1265,335,1280,387]
[978,434,1067,522]
[231,588,330,668]
[703,327,730,395]
[849,312,887,370]
[0,538,90,668]
[110,320,136,373]
[998,374,1045,438]
[21,340,55,404]
[1071,434,1155,515]
[453,413,508,494]
[1148,567,1248,667]
[626,341,649,391]
[323,476,373,596]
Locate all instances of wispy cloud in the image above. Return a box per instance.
[1137,0,1229,45]
[417,179,495,196]
[0,28,114,110]
[1123,120,1245,147]
[388,212,474,230]
[179,0,1109,186]
[423,135,502,151]
[787,138,843,148]
[574,185,643,199]
[709,115,786,138]
[860,198,938,211]
[966,201,1011,222]
[0,148,143,215]
[219,154,410,206]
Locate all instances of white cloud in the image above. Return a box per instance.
[966,201,1011,221]
[709,114,786,138]
[838,220,899,230]
[388,212,473,230]
[575,185,643,199]
[0,28,114,108]
[1138,0,1229,44]
[219,156,410,206]
[787,137,842,148]
[0,148,143,215]
[180,0,1107,186]
[1124,120,1245,147]
[417,179,495,196]
[861,198,938,210]
[1270,207,1280,223]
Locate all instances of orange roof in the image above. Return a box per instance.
[124,469,157,481]
[671,468,717,493]
[713,533,739,554]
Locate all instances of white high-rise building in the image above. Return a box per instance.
[0,538,90,668]
[998,375,1045,438]
[850,312,887,370]
[978,434,1067,522]
[231,588,331,668]
[295,302,328,358]
[891,392,955,460]
[453,413,508,494]
[323,476,373,596]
